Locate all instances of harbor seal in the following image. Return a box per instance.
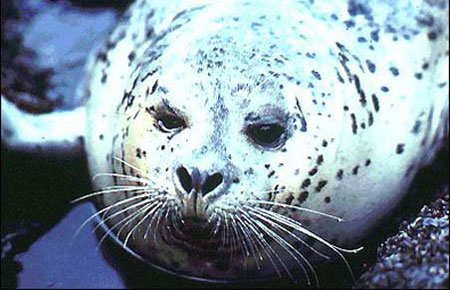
[1,0,448,285]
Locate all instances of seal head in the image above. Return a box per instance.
[84,0,449,282]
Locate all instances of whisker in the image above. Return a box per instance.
[206,211,220,238]
[234,214,261,271]
[229,214,249,270]
[92,173,153,185]
[250,200,343,222]
[116,202,156,248]
[161,202,174,241]
[244,207,320,287]
[223,212,235,263]
[244,209,311,286]
[252,206,363,253]
[113,156,150,178]
[124,201,164,247]
[97,200,157,250]
[245,205,330,260]
[239,211,284,279]
[168,206,181,239]
[247,206,363,281]
[71,186,154,203]
[93,197,158,236]
[240,210,301,284]
[144,199,169,241]
[73,192,149,238]
[152,200,169,246]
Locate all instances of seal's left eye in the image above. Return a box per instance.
[157,114,186,133]
[247,123,285,148]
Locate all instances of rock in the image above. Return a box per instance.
[354,194,449,289]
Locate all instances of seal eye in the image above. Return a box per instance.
[247,123,285,147]
[157,114,186,133]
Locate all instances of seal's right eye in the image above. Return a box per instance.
[157,113,186,133]
[246,123,285,148]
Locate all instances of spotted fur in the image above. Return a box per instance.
[84,0,449,282]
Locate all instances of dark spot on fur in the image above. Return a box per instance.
[128,51,136,62]
[336,169,344,180]
[372,94,379,112]
[353,74,367,107]
[368,111,374,126]
[348,0,372,18]
[298,191,309,204]
[311,70,321,80]
[350,113,357,134]
[306,52,316,59]
[412,120,422,134]
[308,167,318,176]
[344,20,355,29]
[244,168,254,176]
[381,86,389,92]
[151,80,159,94]
[301,178,311,189]
[324,196,331,203]
[365,159,371,166]
[389,67,399,76]
[416,15,434,27]
[396,143,405,154]
[316,155,324,165]
[366,60,376,73]
[370,30,379,42]
[99,134,104,140]
[427,31,437,41]
[286,195,294,205]
[315,180,328,192]
[136,148,142,158]
[352,165,359,175]
[97,51,107,62]
[357,36,367,43]
[414,72,423,80]
[336,70,345,84]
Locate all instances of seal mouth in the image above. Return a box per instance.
[166,216,244,257]
[169,217,224,253]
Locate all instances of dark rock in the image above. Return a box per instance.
[354,194,449,289]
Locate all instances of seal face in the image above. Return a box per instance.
[83,0,449,283]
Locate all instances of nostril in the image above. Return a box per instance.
[176,166,193,193]
[201,172,223,196]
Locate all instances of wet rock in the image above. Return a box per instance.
[354,194,449,289]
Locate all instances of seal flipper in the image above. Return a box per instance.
[1,94,85,156]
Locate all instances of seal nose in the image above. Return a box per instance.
[176,166,193,193]
[201,172,223,196]
[175,166,224,197]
